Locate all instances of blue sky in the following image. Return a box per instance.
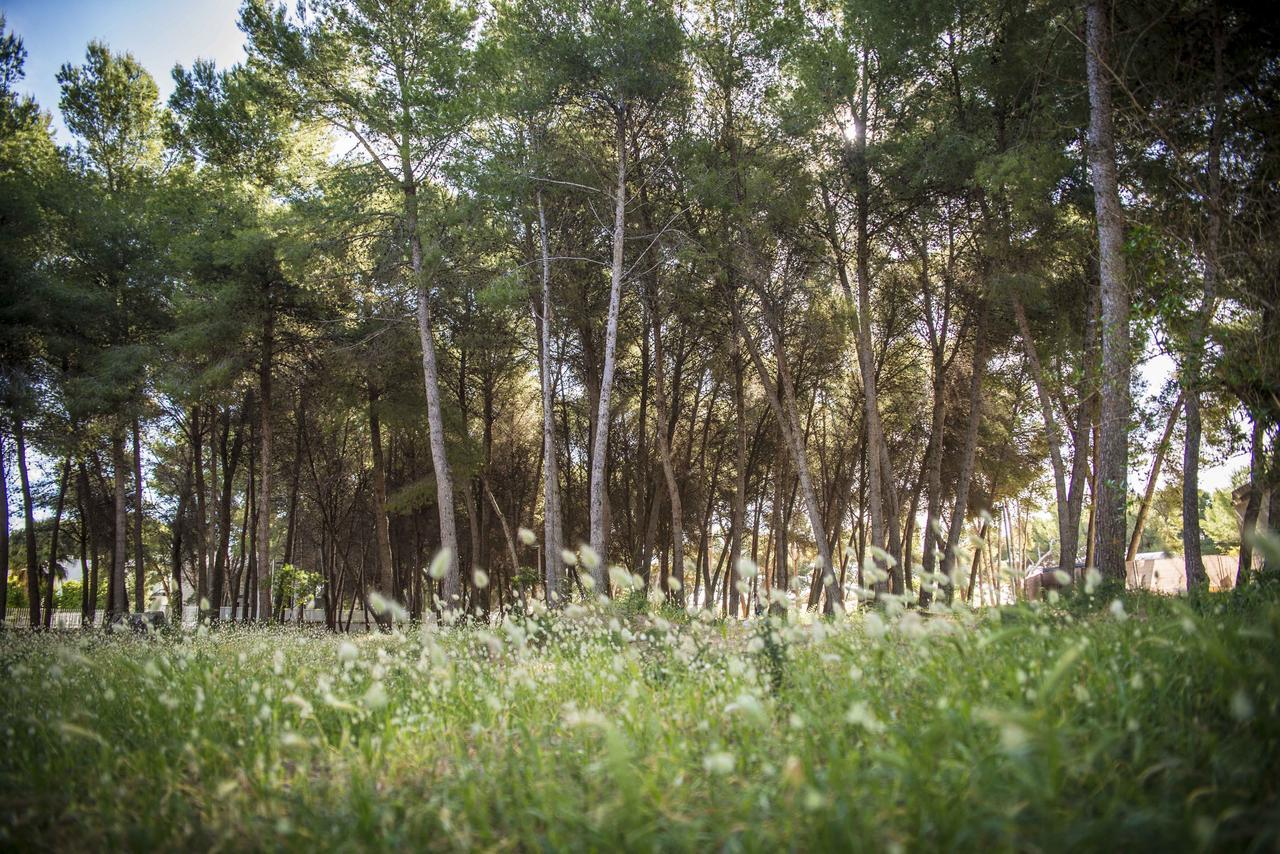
[3,0,246,141]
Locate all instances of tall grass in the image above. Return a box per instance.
[1,583,1277,851]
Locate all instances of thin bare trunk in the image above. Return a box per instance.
[535,190,565,605]
[1127,391,1184,560]
[588,105,628,590]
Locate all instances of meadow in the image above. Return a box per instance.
[1,583,1278,852]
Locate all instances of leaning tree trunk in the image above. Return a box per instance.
[736,299,840,612]
[15,419,41,627]
[1128,391,1184,560]
[404,181,461,609]
[1013,296,1071,572]
[588,104,629,592]
[1086,0,1131,582]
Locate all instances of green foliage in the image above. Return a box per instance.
[2,592,1279,849]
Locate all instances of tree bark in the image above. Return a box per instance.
[132,416,145,612]
[257,309,274,619]
[735,300,839,611]
[110,426,128,620]
[940,307,989,601]
[14,419,40,627]
[535,190,565,605]
[1086,0,1132,582]
[1013,295,1071,570]
[43,457,71,627]
[588,104,629,590]
[649,300,684,605]
[368,383,395,629]
[191,405,209,617]
[0,434,9,624]
[730,350,748,616]
[405,182,461,609]
[1182,11,1224,590]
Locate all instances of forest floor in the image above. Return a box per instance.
[1,583,1278,851]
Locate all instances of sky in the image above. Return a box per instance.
[3,0,247,142]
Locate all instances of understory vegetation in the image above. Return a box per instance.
[3,585,1278,851]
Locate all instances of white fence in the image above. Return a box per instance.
[3,610,105,629]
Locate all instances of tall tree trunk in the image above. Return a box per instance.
[78,460,98,624]
[1086,0,1132,581]
[1013,295,1071,570]
[919,351,948,607]
[257,310,274,620]
[14,419,40,627]
[110,426,128,620]
[1065,290,1101,573]
[43,458,71,627]
[649,304,684,605]
[729,350,747,616]
[535,191,565,605]
[368,383,395,629]
[588,104,629,589]
[941,309,989,601]
[211,408,244,621]
[1182,12,1224,590]
[192,406,209,617]
[171,459,189,617]
[404,182,461,609]
[0,434,9,624]
[735,301,839,611]
[132,416,145,612]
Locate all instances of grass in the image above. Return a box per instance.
[1,582,1279,851]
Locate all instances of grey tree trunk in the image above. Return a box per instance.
[1086,0,1132,582]
[737,301,839,611]
[15,419,40,626]
[257,311,274,620]
[588,105,628,591]
[730,350,747,616]
[192,406,209,617]
[1182,13,1224,590]
[536,191,565,605]
[111,427,128,619]
[132,417,145,612]
[0,433,9,624]
[941,310,989,601]
[650,306,684,605]
[404,184,461,607]
[1013,296,1070,571]
[368,384,395,628]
